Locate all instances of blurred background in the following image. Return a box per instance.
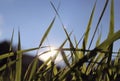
[0,0,120,56]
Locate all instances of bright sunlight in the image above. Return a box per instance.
[38,46,60,65]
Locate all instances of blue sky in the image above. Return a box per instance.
[0,0,120,56]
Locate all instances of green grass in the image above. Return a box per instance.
[0,0,120,81]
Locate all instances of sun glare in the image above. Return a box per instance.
[38,46,58,64]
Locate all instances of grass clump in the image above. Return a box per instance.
[0,0,120,81]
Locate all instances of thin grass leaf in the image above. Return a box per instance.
[88,0,109,49]
[28,17,56,81]
[9,29,14,51]
[63,27,74,49]
[82,0,96,51]
[39,17,56,47]
[50,1,62,24]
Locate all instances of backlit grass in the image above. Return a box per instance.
[0,0,120,81]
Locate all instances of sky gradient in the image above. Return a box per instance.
[0,0,120,57]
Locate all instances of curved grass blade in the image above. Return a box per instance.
[28,17,56,81]
[97,30,120,49]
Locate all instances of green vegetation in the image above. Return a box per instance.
[0,0,120,81]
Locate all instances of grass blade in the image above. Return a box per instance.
[58,30,120,81]
[9,29,14,51]
[107,0,114,65]
[8,29,14,81]
[97,30,120,49]
[28,17,56,81]
[60,50,70,67]
[39,17,56,47]
[15,30,22,81]
[88,0,109,49]
[82,0,96,51]
[108,0,114,38]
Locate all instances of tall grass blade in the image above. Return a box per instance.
[78,1,97,74]
[107,0,114,65]
[50,1,62,23]
[108,0,114,37]
[39,17,56,47]
[9,29,14,81]
[28,17,56,81]
[82,0,96,51]
[88,0,109,49]
[15,30,22,81]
